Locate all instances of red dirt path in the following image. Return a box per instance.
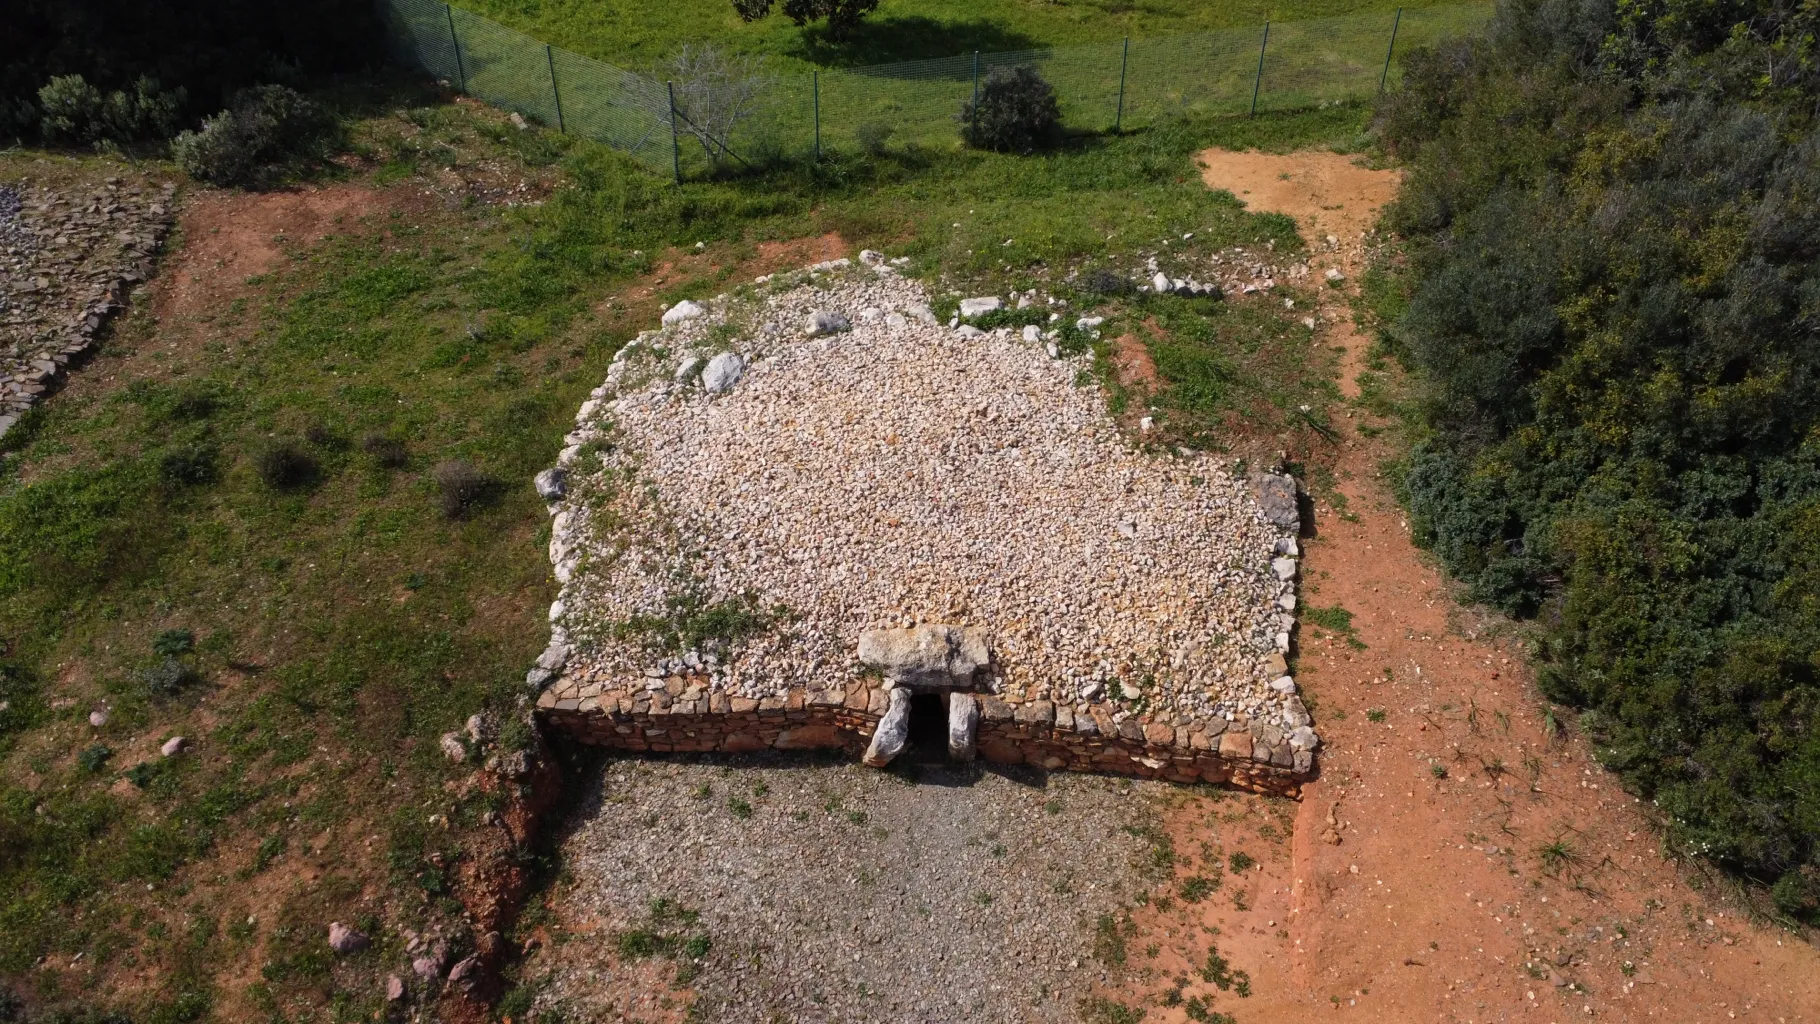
[1092,149,1820,1024]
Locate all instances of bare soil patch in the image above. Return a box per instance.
[155,184,402,319]
[1090,149,1820,1023]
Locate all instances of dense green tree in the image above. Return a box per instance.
[1377,0,1820,918]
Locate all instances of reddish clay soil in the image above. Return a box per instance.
[155,184,405,319]
[1089,150,1820,1024]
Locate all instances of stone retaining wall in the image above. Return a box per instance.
[535,679,1308,798]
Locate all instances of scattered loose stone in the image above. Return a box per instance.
[534,467,567,502]
[385,976,406,1001]
[958,295,1001,317]
[701,351,745,393]
[439,731,467,762]
[89,709,108,728]
[803,310,849,336]
[160,736,186,757]
[661,300,705,326]
[327,922,370,955]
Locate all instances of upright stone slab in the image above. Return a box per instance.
[948,693,979,761]
[863,687,912,766]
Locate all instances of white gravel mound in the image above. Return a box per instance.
[547,263,1301,730]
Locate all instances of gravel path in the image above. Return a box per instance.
[532,755,1169,1023]
[549,260,1300,732]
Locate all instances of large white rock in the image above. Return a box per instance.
[702,352,745,393]
[858,624,989,691]
[804,310,850,336]
[661,299,705,326]
[959,296,1002,317]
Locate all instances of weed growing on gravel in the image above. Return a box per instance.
[1304,603,1366,650]
[1227,851,1254,873]
[727,797,754,819]
[1079,995,1147,1024]
[1092,912,1132,966]
[1366,707,1387,723]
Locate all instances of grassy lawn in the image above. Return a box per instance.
[0,80,1360,1019]
[453,0,1452,71]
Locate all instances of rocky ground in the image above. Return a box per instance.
[529,753,1174,1023]
[547,259,1307,742]
[0,173,173,439]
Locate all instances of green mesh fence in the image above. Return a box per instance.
[379,0,1491,180]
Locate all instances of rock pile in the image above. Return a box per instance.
[0,176,174,441]
[534,258,1318,781]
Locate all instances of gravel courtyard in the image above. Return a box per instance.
[531,754,1170,1023]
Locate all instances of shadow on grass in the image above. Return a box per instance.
[789,16,1045,68]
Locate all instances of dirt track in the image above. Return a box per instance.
[1091,149,1820,1024]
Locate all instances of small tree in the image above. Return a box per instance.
[960,66,1062,153]
[734,0,880,38]
[662,44,773,169]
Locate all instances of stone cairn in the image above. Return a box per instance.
[529,255,1318,796]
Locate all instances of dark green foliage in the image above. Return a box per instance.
[1377,0,1820,912]
[1080,267,1133,295]
[158,443,219,487]
[1,0,380,141]
[141,657,199,698]
[733,0,880,36]
[153,630,195,657]
[38,74,185,146]
[77,745,112,773]
[172,85,339,187]
[960,67,1062,153]
[254,440,320,490]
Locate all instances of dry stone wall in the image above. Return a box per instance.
[536,677,1306,797]
[0,175,175,441]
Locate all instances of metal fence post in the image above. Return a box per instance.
[969,51,981,140]
[667,80,682,184]
[445,3,467,95]
[546,44,565,133]
[1114,37,1129,133]
[1380,8,1404,92]
[813,71,821,160]
[1249,21,1270,118]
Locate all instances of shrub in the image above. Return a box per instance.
[142,657,199,697]
[159,443,219,487]
[77,744,113,773]
[255,441,321,490]
[1079,268,1132,296]
[172,85,337,187]
[1377,0,1820,916]
[38,74,184,146]
[959,67,1061,153]
[733,0,879,37]
[362,433,409,469]
[152,629,195,657]
[432,459,494,519]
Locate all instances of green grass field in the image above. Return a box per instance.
[0,83,1362,1019]
[452,0,1463,71]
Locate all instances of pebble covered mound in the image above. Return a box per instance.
[548,257,1304,738]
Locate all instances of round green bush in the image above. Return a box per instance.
[959,67,1061,154]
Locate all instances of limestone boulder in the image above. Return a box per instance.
[857,624,989,690]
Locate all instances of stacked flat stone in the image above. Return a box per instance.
[0,176,175,440]
[532,257,1318,786]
